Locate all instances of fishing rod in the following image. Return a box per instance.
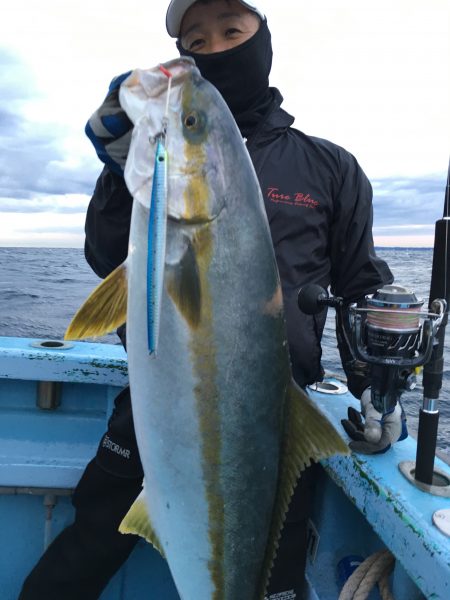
[415,160,450,484]
[297,162,450,488]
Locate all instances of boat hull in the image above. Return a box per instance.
[1,337,449,600]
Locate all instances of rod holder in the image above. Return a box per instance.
[399,461,450,498]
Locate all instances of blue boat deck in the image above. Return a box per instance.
[308,389,450,600]
[0,337,449,599]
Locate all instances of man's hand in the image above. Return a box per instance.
[85,72,133,176]
[341,388,408,454]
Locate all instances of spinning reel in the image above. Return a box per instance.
[298,283,446,416]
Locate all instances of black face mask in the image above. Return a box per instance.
[177,19,273,117]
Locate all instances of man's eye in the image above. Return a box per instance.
[189,38,204,51]
[225,28,241,36]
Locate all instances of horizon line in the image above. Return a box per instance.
[0,244,434,250]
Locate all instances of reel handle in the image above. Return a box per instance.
[297,284,343,315]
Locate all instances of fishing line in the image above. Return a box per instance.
[444,160,450,302]
[159,64,173,134]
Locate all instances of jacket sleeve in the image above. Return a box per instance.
[335,301,371,399]
[329,152,394,398]
[84,166,133,279]
[329,152,393,299]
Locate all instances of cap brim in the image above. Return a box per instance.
[166,0,197,38]
[166,0,265,38]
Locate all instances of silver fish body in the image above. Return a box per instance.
[66,57,348,600]
[124,58,289,599]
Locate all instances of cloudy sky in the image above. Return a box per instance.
[0,0,448,247]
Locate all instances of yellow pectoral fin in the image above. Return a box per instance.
[119,487,165,558]
[166,238,201,329]
[258,380,350,598]
[65,262,128,340]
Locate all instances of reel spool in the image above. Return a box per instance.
[351,285,436,414]
[297,283,445,416]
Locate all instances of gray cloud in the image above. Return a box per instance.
[372,173,447,232]
[0,49,40,103]
[1,46,447,236]
[0,107,23,136]
[0,195,89,214]
[0,48,99,204]
[18,225,84,234]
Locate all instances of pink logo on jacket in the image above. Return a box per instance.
[267,187,319,209]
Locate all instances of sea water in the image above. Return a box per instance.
[0,246,448,456]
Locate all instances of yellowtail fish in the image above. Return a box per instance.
[66,57,349,600]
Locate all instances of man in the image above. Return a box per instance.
[20,1,402,598]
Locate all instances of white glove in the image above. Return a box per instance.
[341,388,408,454]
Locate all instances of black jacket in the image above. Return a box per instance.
[85,88,393,395]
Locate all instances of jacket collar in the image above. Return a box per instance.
[241,88,295,148]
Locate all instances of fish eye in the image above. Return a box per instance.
[184,112,198,128]
[182,109,206,144]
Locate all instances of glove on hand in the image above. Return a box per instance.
[341,388,408,454]
[85,71,133,176]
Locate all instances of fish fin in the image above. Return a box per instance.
[166,238,201,328]
[119,487,166,558]
[258,380,349,598]
[65,263,128,340]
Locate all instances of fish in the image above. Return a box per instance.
[66,57,349,600]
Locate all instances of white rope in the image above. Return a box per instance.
[338,549,395,600]
[378,572,395,600]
